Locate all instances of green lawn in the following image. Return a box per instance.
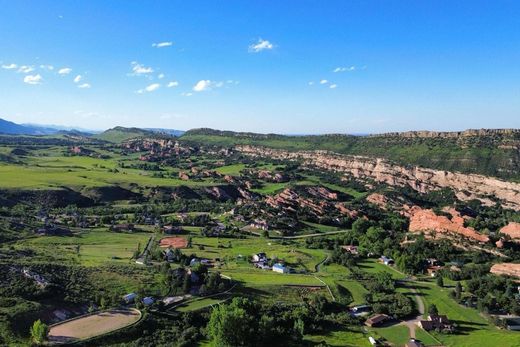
[304,328,372,347]
[416,281,520,347]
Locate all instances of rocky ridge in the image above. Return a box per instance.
[236,145,520,210]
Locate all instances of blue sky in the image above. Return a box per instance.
[0,1,519,133]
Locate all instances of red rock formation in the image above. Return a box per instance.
[407,206,489,243]
[490,263,520,279]
[499,222,520,240]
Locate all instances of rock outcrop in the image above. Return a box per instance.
[407,206,489,243]
[490,263,520,279]
[236,145,520,210]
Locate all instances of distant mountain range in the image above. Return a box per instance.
[0,117,185,138]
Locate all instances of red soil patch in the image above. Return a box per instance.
[366,193,388,210]
[407,206,489,243]
[490,263,520,280]
[500,222,520,240]
[159,236,188,248]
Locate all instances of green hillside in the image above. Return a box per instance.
[92,126,157,143]
[181,128,520,181]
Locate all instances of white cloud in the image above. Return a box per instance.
[24,74,43,85]
[248,38,274,53]
[78,83,91,89]
[308,81,314,85]
[167,81,179,88]
[137,83,160,93]
[319,79,328,84]
[58,67,72,75]
[158,73,165,79]
[181,92,193,97]
[40,64,54,70]
[193,80,212,92]
[333,66,356,73]
[74,75,82,83]
[1,63,17,70]
[329,84,337,89]
[152,41,173,48]
[130,62,153,75]
[18,65,35,74]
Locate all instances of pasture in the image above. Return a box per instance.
[16,230,152,266]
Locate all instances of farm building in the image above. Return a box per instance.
[122,293,137,304]
[142,297,155,306]
[272,263,288,273]
[365,314,390,327]
[379,256,394,266]
[252,252,267,262]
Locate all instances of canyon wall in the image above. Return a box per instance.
[235,145,520,210]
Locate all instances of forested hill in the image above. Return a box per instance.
[181,128,520,181]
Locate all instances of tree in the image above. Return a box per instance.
[208,299,254,347]
[436,275,444,288]
[429,304,439,315]
[30,320,48,345]
[455,281,462,300]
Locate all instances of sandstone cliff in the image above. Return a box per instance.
[236,145,520,210]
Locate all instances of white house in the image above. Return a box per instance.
[252,252,267,263]
[272,263,288,273]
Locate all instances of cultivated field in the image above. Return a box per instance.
[48,309,141,344]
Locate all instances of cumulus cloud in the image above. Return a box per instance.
[319,79,328,84]
[24,74,43,85]
[1,63,17,70]
[40,64,54,70]
[167,81,179,88]
[130,61,153,75]
[248,38,274,53]
[193,80,212,92]
[74,75,82,83]
[158,73,165,79]
[329,84,337,89]
[58,67,72,75]
[308,81,314,85]
[152,41,173,48]
[181,92,193,97]
[78,83,91,89]
[137,83,160,94]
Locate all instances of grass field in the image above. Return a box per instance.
[16,230,152,266]
[415,281,520,347]
[304,328,372,347]
[48,309,141,343]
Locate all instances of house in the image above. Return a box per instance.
[272,263,288,273]
[365,314,390,327]
[251,219,269,231]
[405,339,424,347]
[164,248,175,262]
[342,245,359,255]
[252,252,267,263]
[142,297,155,306]
[426,266,442,277]
[122,293,137,304]
[379,256,394,266]
[418,314,454,332]
[350,305,371,316]
[162,296,184,306]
